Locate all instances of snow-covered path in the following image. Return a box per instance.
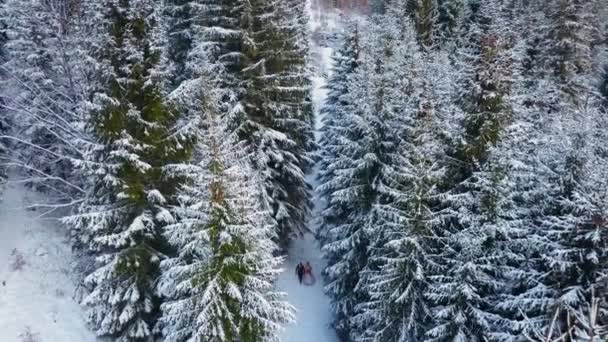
[276,234,337,341]
[277,2,340,341]
[0,183,95,342]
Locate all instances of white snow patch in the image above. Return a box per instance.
[0,183,95,342]
[276,234,337,342]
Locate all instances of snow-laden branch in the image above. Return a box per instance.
[1,161,86,194]
[0,136,74,161]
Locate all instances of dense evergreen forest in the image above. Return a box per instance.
[319,0,608,341]
[0,0,607,341]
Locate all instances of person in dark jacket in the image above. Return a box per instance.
[295,262,304,284]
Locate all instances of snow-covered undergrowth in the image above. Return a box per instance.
[0,183,95,342]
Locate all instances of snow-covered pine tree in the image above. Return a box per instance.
[415,0,439,48]
[545,0,597,105]
[426,150,517,341]
[186,0,314,248]
[187,0,247,130]
[0,0,6,183]
[64,1,194,340]
[157,102,294,342]
[531,102,608,340]
[510,0,606,337]
[380,0,439,48]
[0,103,7,188]
[0,0,90,199]
[317,18,361,246]
[239,0,315,248]
[0,8,7,184]
[436,0,470,41]
[352,34,461,342]
[162,0,197,91]
[425,0,517,340]
[320,4,416,338]
[488,2,566,337]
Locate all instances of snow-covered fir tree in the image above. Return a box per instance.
[545,0,597,105]
[0,0,6,183]
[517,0,608,337]
[239,0,315,248]
[532,102,608,339]
[157,104,294,342]
[491,2,568,338]
[0,7,7,184]
[317,18,361,246]
[318,16,382,340]
[424,0,518,340]
[320,4,420,338]
[64,0,194,340]
[414,0,439,48]
[353,44,461,342]
[436,0,470,41]
[182,0,314,248]
[0,104,7,186]
[161,0,197,91]
[187,0,247,129]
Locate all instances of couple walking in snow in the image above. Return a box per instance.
[295,261,315,285]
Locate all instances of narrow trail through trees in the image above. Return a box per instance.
[276,2,339,341]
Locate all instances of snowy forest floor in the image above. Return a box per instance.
[0,182,95,342]
[276,234,337,341]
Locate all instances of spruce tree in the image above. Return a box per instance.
[162,0,197,91]
[157,106,294,342]
[491,12,560,339]
[0,104,7,187]
[0,6,7,183]
[317,19,361,246]
[239,0,314,247]
[545,0,596,104]
[320,5,414,338]
[437,0,470,40]
[517,0,607,337]
[64,1,194,340]
[353,44,461,341]
[0,0,6,182]
[532,105,608,339]
[189,0,245,127]
[415,0,439,48]
[426,1,517,340]
[189,0,314,248]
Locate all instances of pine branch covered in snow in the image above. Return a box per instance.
[0,0,94,205]
[238,0,316,248]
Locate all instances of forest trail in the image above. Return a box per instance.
[276,1,340,341]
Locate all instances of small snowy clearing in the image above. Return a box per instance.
[0,183,95,342]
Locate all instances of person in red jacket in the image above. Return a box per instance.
[303,261,315,285]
